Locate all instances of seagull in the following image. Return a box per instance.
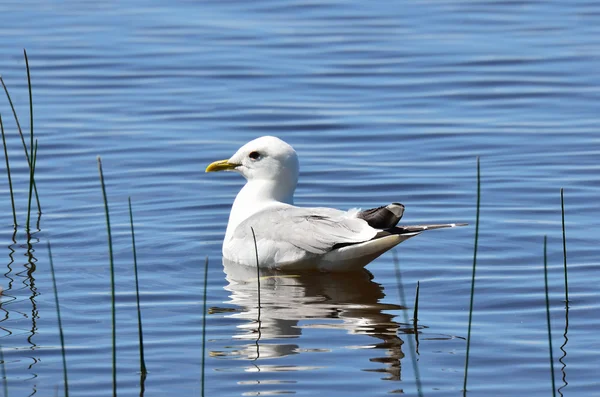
[206,136,466,271]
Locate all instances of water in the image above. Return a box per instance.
[0,1,599,396]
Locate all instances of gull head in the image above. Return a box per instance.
[206,136,300,238]
[206,136,299,193]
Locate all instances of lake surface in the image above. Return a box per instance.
[0,1,599,396]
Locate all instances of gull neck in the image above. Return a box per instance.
[224,179,295,243]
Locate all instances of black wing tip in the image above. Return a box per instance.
[386,203,405,217]
[357,203,404,229]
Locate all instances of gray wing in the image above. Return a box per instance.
[233,206,377,255]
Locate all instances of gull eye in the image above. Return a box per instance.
[248,151,260,160]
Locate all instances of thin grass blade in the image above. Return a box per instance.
[250,227,262,362]
[0,114,17,226]
[413,281,420,323]
[250,227,261,310]
[0,76,41,213]
[48,242,69,397]
[24,50,33,175]
[25,139,38,232]
[413,281,420,353]
[97,156,117,397]
[560,189,568,304]
[24,50,40,230]
[128,198,147,375]
[463,156,480,394]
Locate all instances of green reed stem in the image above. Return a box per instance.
[0,114,17,226]
[128,198,147,375]
[25,139,37,232]
[97,156,116,397]
[200,256,208,397]
[463,156,480,393]
[250,227,262,362]
[0,76,41,213]
[24,50,39,231]
[413,281,420,354]
[24,50,33,173]
[250,227,261,310]
[392,251,423,397]
[544,236,557,397]
[560,189,568,304]
[48,241,69,397]
[413,281,420,323]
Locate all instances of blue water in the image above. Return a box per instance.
[0,1,599,396]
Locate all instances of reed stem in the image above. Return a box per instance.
[560,189,568,304]
[24,50,38,231]
[463,156,480,393]
[25,139,37,232]
[413,281,420,323]
[97,156,117,397]
[48,241,69,397]
[250,227,262,362]
[128,198,147,375]
[0,114,17,226]
[413,281,420,352]
[24,50,33,175]
[250,227,261,311]
[0,76,41,213]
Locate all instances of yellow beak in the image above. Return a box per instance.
[205,159,239,172]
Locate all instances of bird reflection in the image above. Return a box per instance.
[216,258,408,380]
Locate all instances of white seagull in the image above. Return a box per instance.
[206,136,466,271]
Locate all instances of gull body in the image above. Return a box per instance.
[206,136,465,271]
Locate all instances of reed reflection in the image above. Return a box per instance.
[24,230,40,360]
[0,222,42,393]
[219,259,407,381]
